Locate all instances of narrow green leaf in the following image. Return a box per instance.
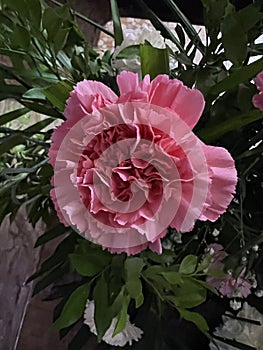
[112,294,129,337]
[0,107,29,126]
[125,257,144,307]
[163,0,205,55]
[24,118,55,133]
[110,0,123,46]
[53,283,90,330]
[34,224,68,247]
[0,134,25,155]
[93,276,112,341]
[140,43,169,78]
[135,0,184,52]
[32,263,68,296]
[209,57,263,95]
[198,109,262,143]
[179,255,198,274]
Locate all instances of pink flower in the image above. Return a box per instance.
[252,72,263,111]
[49,72,237,255]
[206,244,251,298]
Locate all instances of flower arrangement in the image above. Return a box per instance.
[0,0,263,349]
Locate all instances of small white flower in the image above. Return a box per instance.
[84,300,143,347]
[210,302,263,350]
[230,299,242,311]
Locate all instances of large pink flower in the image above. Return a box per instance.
[253,71,263,111]
[49,72,237,255]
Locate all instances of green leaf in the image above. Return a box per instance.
[198,109,262,143]
[196,254,212,273]
[162,271,184,285]
[112,293,130,337]
[178,308,209,333]
[135,0,184,52]
[10,25,31,51]
[179,255,198,274]
[34,223,68,247]
[140,42,169,79]
[169,279,207,308]
[23,88,46,100]
[0,107,29,126]
[222,12,247,65]
[110,0,123,46]
[209,57,263,95]
[32,263,68,296]
[42,80,73,111]
[53,282,90,330]
[0,134,25,155]
[116,45,140,59]
[207,268,226,278]
[125,257,144,307]
[93,276,112,341]
[42,7,63,41]
[70,252,111,277]
[163,0,205,55]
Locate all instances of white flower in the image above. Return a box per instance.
[210,302,263,350]
[112,25,177,72]
[84,300,143,347]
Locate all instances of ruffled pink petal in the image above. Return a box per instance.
[64,80,118,121]
[199,145,237,222]
[117,71,150,103]
[148,75,205,129]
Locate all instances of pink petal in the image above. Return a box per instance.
[199,145,237,222]
[148,75,205,129]
[254,71,263,91]
[64,80,118,121]
[252,93,263,112]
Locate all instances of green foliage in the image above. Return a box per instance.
[53,282,90,330]
[1,0,263,349]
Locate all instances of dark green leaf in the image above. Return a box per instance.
[70,253,110,277]
[32,263,68,296]
[110,0,123,46]
[93,276,112,341]
[0,107,29,126]
[34,224,68,247]
[42,80,73,111]
[162,271,184,285]
[209,57,263,95]
[179,255,198,274]
[198,109,262,143]
[178,308,209,333]
[0,134,25,155]
[53,282,90,330]
[222,12,247,65]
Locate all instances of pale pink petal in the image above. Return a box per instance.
[199,145,237,222]
[64,80,118,121]
[148,75,205,129]
[117,71,149,103]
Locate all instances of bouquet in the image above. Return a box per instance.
[0,0,263,349]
